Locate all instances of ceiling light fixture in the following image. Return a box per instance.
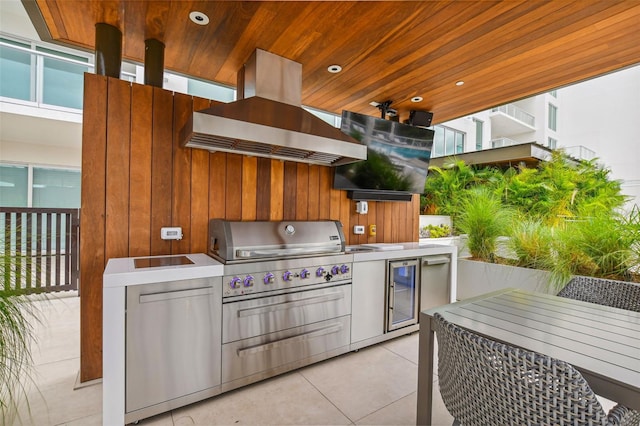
[456,80,465,86]
[411,96,423,103]
[189,11,209,25]
[327,65,342,73]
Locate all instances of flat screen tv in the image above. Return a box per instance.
[333,110,435,201]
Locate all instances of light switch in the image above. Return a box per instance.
[353,225,365,235]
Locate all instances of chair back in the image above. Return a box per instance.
[433,313,613,425]
[557,276,640,312]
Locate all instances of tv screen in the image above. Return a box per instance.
[334,110,435,195]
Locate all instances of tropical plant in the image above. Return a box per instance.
[1,235,41,424]
[508,217,554,271]
[456,188,513,261]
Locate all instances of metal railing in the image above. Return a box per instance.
[1,207,79,294]
[563,145,596,161]
[491,137,522,148]
[491,104,535,127]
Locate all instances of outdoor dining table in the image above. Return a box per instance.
[416,288,640,425]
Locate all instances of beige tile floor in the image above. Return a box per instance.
[13,293,454,426]
[13,293,617,426]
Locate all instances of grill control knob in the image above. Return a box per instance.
[229,277,242,289]
[300,269,310,279]
[331,265,340,275]
[340,264,350,274]
[283,271,293,282]
[263,273,275,285]
[244,275,254,287]
[316,267,325,277]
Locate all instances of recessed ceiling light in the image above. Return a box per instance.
[327,65,342,73]
[411,96,423,103]
[189,11,209,25]
[456,80,465,86]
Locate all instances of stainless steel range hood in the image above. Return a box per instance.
[182,49,367,166]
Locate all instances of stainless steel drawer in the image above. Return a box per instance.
[221,315,351,384]
[222,283,351,343]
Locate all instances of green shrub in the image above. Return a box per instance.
[456,188,513,261]
[508,217,554,270]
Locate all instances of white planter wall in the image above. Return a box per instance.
[457,259,553,300]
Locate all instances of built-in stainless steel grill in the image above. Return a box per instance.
[208,219,354,392]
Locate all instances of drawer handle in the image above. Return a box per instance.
[423,256,450,265]
[236,323,344,357]
[139,287,211,303]
[236,291,344,318]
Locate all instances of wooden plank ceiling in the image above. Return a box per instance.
[28,0,640,124]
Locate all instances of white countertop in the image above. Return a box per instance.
[348,242,457,262]
[103,253,224,288]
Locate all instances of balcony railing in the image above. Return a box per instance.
[563,145,596,161]
[491,104,535,127]
[1,207,79,294]
[491,137,522,148]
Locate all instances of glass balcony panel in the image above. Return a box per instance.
[32,167,81,208]
[38,47,87,109]
[0,40,32,101]
[0,164,29,207]
[187,78,235,102]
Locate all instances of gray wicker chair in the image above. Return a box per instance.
[557,275,640,313]
[433,313,640,426]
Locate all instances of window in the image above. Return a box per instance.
[473,118,483,150]
[548,103,558,131]
[37,46,88,109]
[0,164,29,207]
[187,78,236,102]
[0,36,91,109]
[0,38,32,101]
[548,137,557,149]
[549,90,557,98]
[0,164,80,208]
[433,125,465,157]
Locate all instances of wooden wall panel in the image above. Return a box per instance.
[256,158,271,221]
[225,153,242,220]
[283,162,297,221]
[209,152,226,220]
[295,163,309,221]
[104,78,131,262]
[128,83,153,257]
[269,160,284,220]
[79,74,107,382]
[241,156,257,221]
[150,87,173,255]
[80,74,422,381]
[171,93,193,254]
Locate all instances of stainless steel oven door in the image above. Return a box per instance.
[222,283,351,343]
[386,258,420,331]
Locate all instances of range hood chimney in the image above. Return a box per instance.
[181,49,367,166]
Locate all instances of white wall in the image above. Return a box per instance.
[558,65,640,210]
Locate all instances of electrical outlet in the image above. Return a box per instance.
[353,225,365,235]
[161,227,183,240]
[369,224,377,236]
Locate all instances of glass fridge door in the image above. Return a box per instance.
[387,259,420,331]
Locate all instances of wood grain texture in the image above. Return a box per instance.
[79,74,107,382]
[269,160,284,221]
[256,157,271,221]
[79,75,423,381]
[171,92,193,254]
[104,78,131,262]
[283,162,297,221]
[34,0,640,124]
[241,156,258,221]
[128,83,153,257]
[150,87,173,255]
